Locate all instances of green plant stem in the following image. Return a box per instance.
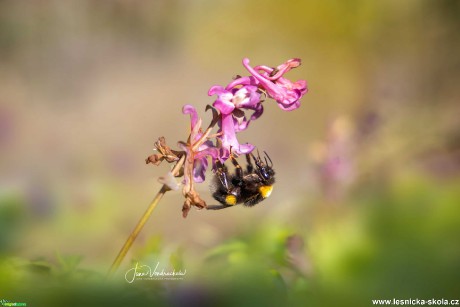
[107,155,185,277]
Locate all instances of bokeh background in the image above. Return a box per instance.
[1,0,459,306]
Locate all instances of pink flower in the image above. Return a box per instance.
[208,84,263,130]
[208,58,308,157]
[208,84,262,155]
[208,84,260,114]
[218,112,255,156]
[242,58,307,111]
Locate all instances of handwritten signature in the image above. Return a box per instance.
[125,262,186,283]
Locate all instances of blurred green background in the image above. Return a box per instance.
[1,0,459,306]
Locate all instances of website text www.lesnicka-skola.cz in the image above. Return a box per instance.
[372,299,459,306]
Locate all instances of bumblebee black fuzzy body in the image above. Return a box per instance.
[209,151,275,209]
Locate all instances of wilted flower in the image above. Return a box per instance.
[178,105,222,217]
[180,105,221,182]
[145,137,183,166]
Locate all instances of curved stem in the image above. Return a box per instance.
[107,155,185,277]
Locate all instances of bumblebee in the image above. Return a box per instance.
[208,151,275,210]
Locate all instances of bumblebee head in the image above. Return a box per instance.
[251,151,275,185]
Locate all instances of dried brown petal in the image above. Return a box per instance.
[145,154,164,165]
[182,201,191,218]
[182,190,207,218]
[147,137,184,166]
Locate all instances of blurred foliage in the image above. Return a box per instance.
[0,196,26,256]
[1,173,459,306]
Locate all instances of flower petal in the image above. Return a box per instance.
[209,86,237,115]
[243,58,306,111]
[269,58,302,80]
[219,113,239,150]
[208,85,226,96]
[237,142,255,154]
[213,96,235,115]
[193,157,207,183]
[218,112,255,155]
[182,104,199,129]
[225,76,258,91]
[233,103,264,132]
[232,86,261,108]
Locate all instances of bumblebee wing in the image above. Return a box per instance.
[243,173,262,183]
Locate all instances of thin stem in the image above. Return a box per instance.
[107,155,185,277]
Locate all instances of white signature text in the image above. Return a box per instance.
[125,262,186,283]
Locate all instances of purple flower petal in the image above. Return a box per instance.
[209,86,236,115]
[213,96,235,115]
[237,142,255,154]
[193,157,207,183]
[195,145,220,160]
[233,103,264,132]
[242,58,307,111]
[269,58,302,80]
[231,86,261,108]
[208,85,225,96]
[180,107,226,185]
[225,76,258,91]
[182,104,199,129]
[219,113,238,150]
[219,112,255,155]
[210,85,261,116]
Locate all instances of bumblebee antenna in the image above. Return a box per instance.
[264,151,273,167]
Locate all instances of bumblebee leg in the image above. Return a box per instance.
[230,155,244,181]
[245,153,254,173]
[212,160,239,206]
[207,204,234,210]
[215,161,230,191]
